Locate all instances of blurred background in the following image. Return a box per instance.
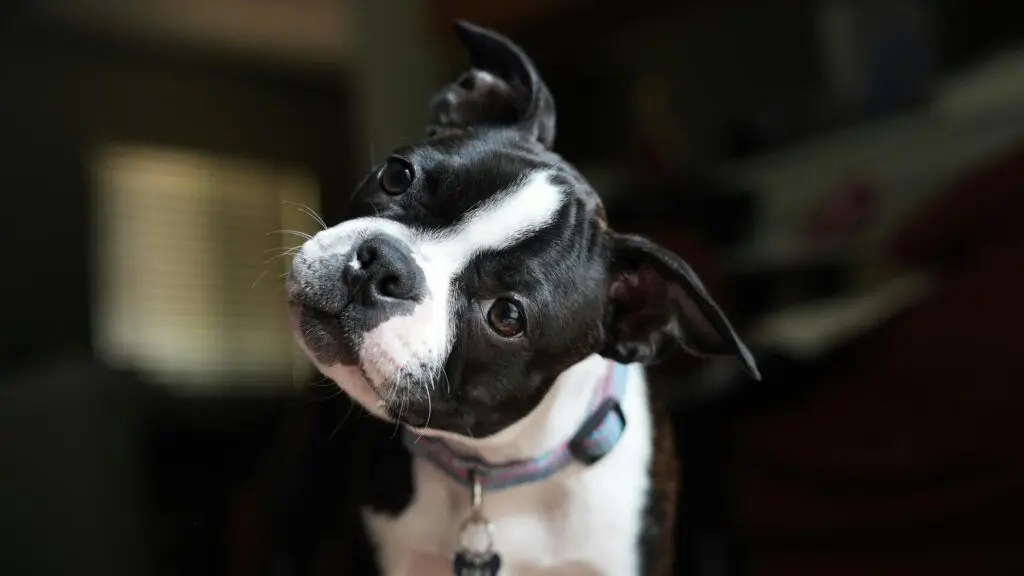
[1,0,1022,574]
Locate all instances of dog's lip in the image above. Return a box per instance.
[289,300,332,323]
[286,291,335,319]
[284,278,306,304]
[397,411,427,428]
[349,368,387,402]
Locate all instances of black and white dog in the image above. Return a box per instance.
[287,21,759,576]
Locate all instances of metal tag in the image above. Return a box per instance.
[453,551,501,576]
[452,471,502,576]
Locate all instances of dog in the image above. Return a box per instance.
[286,21,759,576]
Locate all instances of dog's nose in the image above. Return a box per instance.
[349,235,425,304]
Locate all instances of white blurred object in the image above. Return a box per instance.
[40,0,354,69]
[92,144,319,392]
[749,270,934,360]
[932,46,1024,119]
[722,60,1024,278]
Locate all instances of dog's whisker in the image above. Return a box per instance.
[440,367,451,396]
[262,247,301,267]
[423,379,433,432]
[310,387,345,403]
[265,244,302,254]
[303,207,328,231]
[330,401,357,441]
[281,200,328,231]
[301,211,325,232]
[250,268,270,290]
[253,246,304,289]
[264,246,303,259]
[297,207,327,231]
[390,381,405,439]
[308,376,333,388]
[328,418,345,441]
[267,229,313,241]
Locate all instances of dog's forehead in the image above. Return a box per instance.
[408,131,545,191]
[342,131,573,268]
[399,130,602,226]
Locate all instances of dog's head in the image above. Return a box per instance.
[287,21,758,438]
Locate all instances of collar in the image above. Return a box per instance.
[401,361,630,492]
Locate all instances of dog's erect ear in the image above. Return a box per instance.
[600,233,760,380]
[428,20,556,148]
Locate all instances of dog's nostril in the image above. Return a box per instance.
[356,244,377,268]
[457,73,476,91]
[351,235,424,304]
[377,275,407,299]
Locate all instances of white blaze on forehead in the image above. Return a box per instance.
[362,170,565,382]
[436,170,566,255]
[297,170,566,388]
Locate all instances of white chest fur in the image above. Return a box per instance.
[362,357,654,576]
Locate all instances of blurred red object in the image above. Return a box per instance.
[735,142,1024,576]
[891,141,1024,269]
[801,177,879,249]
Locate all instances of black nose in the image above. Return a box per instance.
[348,235,425,304]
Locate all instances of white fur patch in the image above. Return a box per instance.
[295,170,565,396]
[365,356,653,575]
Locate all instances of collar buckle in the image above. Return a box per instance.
[568,396,627,466]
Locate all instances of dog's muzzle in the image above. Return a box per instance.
[287,233,427,363]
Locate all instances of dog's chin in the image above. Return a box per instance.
[321,362,457,432]
[289,303,355,363]
[313,364,444,429]
[290,304,437,424]
[301,348,525,442]
[288,306,519,439]
[317,364,392,419]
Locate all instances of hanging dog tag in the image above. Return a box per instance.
[452,471,501,576]
[453,549,500,576]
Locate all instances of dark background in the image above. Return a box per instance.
[2,1,1023,574]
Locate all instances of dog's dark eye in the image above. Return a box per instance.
[486,299,525,338]
[379,158,414,195]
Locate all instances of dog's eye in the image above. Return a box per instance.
[379,158,414,195]
[486,299,525,338]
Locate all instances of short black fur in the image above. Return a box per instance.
[289,19,759,575]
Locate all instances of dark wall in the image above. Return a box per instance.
[0,7,357,575]
[0,6,354,373]
[1,9,88,368]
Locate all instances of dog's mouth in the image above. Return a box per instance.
[389,406,429,427]
[287,298,409,412]
[287,296,361,367]
[286,277,448,430]
[288,299,328,322]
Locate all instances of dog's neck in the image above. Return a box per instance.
[420,354,612,464]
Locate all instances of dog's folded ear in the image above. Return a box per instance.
[600,233,760,380]
[428,20,556,148]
